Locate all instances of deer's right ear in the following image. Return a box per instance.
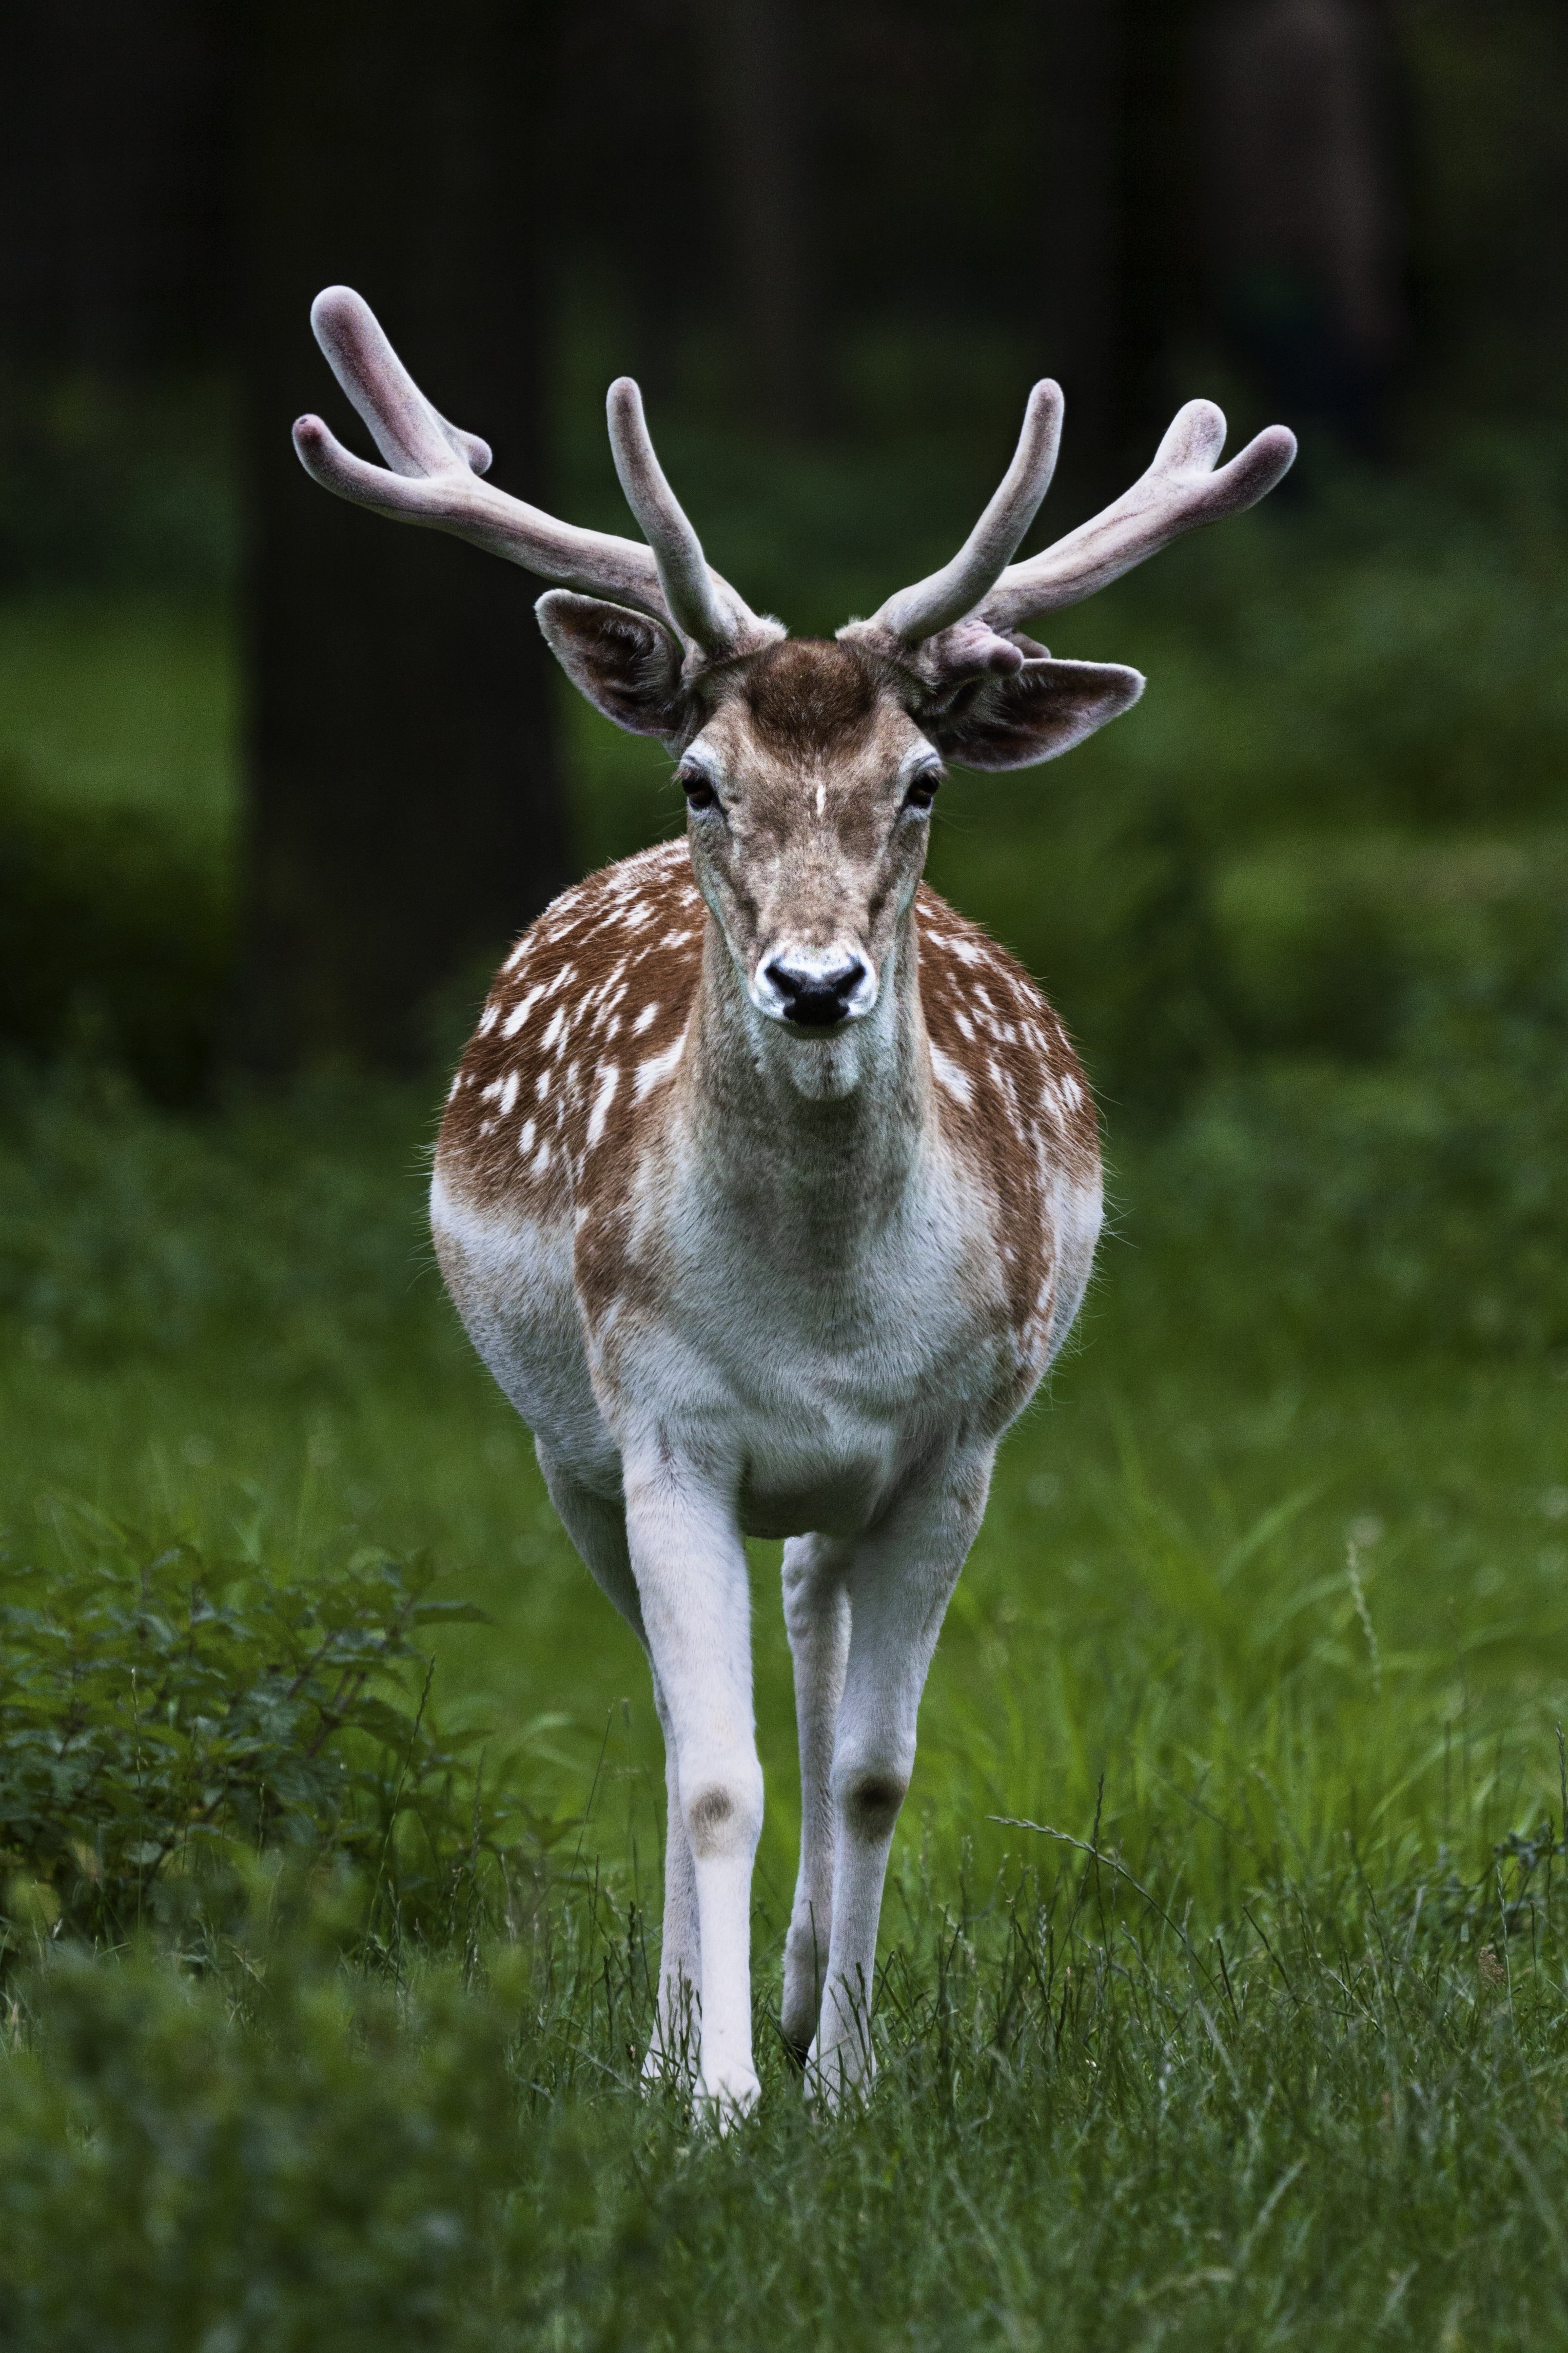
[535,591,689,739]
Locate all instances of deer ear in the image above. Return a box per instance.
[535,590,689,739]
[929,655,1144,771]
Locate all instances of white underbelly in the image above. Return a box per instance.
[431,1168,1063,1537]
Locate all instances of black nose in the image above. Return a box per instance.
[766,957,867,1028]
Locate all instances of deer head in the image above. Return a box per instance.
[296,286,1295,1057]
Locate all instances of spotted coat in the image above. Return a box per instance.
[437,836,1098,1387]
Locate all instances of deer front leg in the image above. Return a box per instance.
[536,1452,700,2075]
[622,1447,763,2120]
[809,1454,994,2106]
[780,1533,852,2058]
[645,1672,701,2078]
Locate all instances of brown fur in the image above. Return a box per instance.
[740,638,881,757]
[437,834,1097,1380]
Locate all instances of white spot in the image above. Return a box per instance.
[634,1029,687,1102]
[954,1010,975,1042]
[930,1043,973,1107]
[542,1005,566,1051]
[502,984,545,1038]
[478,1002,499,1036]
[632,1001,659,1036]
[536,1068,552,1099]
[586,1062,621,1145]
[530,1140,553,1176]
[815,780,826,817]
[446,1072,462,1102]
[661,929,692,949]
[518,1117,536,1153]
[951,938,981,965]
[499,1071,519,1115]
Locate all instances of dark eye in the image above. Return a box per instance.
[679,768,718,811]
[903,771,941,813]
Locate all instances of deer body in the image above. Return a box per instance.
[293,288,1293,2111]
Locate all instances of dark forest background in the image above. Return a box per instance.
[1,1,1565,1253]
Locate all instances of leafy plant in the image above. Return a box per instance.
[0,1519,562,1963]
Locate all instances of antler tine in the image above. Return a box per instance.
[307,284,494,480]
[975,401,1298,633]
[292,286,694,628]
[869,380,1065,645]
[606,379,751,655]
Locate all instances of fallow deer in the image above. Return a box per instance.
[294,286,1295,2114]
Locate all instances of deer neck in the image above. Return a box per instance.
[686,901,929,1246]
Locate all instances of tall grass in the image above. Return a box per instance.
[3,416,1567,2342]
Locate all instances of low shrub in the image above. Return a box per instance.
[0,1521,561,1965]
[1144,933,1568,1354]
[0,1941,531,2353]
[0,756,229,1098]
[0,1060,438,1385]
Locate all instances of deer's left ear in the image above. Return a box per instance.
[928,655,1144,772]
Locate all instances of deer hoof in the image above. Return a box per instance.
[695,2064,761,2130]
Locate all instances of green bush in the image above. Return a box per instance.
[0,1942,530,2353]
[0,1061,438,1385]
[0,1523,558,1963]
[1143,1024,1568,1357]
[0,754,229,1096]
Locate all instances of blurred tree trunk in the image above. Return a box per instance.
[1193,0,1405,452]
[0,0,232,374]
[703,0,821,436]
[1027,0,1125,503]
[236,0,571,1073]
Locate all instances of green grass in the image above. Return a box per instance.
[4,434,1568,2342]
[5,1066,1568,2347]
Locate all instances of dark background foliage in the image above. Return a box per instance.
[2,0,1564,1093]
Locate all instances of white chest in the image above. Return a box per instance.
[582,1129,1024,1536]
